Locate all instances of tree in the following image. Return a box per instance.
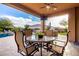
[60,19,68,28]
[12,27,23,31]
[0,28,3,32]
[0,17,14,31]
[24,25,30,30]
[60,19,68,32]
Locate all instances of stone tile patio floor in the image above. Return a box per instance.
[0,35,79,56]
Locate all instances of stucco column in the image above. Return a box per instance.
[41,16,47,32]
[68,8,76,42]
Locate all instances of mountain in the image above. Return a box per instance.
[30,24,40,27]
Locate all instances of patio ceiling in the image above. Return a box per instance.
[4,3,79,17]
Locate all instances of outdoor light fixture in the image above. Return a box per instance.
[46,5,51,9]
[53,7,57,10]
[46,5,57,11]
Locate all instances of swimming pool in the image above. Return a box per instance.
[0,33,13,38]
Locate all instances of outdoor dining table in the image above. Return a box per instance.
[26,34,56,56]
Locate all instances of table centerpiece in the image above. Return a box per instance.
[36,32,44,39]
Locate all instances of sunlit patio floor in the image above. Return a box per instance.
[0,35,79,56]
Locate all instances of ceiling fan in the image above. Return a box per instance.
[40,3,57,10]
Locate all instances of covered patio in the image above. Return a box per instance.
[0,3,79,56]
[4,3,79,42]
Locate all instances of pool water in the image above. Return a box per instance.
[0,33,13,38]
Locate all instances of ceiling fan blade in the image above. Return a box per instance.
[51,6,57,10]
[40,3,57,10]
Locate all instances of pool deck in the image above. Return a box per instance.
[0,35,79,56]
[0,35,21,56]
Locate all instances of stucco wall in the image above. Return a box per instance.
[68,8,75,42]
[76,8,79,42]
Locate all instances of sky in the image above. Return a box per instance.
[0,4,40,28]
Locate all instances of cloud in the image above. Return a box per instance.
[0,15,40,28]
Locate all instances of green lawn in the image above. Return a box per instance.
[58,32,67,35]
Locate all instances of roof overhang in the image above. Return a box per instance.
[3,3,79,18]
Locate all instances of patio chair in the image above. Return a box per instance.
[49,31,69,56]
[43,30,54,50]
[15,31,38,56]
[45,30,58,37]
[23,30,33,45]
[45,30,53,36]
[53,31,58,37]
[24,30,32,37]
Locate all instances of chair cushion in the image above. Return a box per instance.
[26,44,36,55]
[51,45,63,54]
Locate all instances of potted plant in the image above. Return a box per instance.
[36,32,44,39]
